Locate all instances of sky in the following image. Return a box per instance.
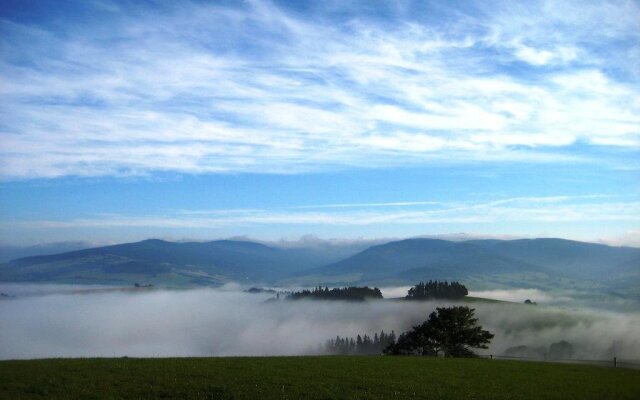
[0,0,639,246]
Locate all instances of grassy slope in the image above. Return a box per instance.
[1,356,639,400]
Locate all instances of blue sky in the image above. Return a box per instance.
[0,0,639,246]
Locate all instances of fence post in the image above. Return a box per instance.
[613,357,617,368]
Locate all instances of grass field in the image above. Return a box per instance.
[1,356,639,399]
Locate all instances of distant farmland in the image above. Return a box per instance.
[1,356,639,399]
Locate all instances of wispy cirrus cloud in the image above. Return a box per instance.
[1,0,639,179]
[13,195,640,230]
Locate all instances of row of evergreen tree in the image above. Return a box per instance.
[285,281,468,302]
[323,306,494,358]
[405,280,468,300]
[287,286,383,301]
[383,306,493,356]
[325,330,397,355]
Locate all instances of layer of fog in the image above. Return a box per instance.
[1,284,639,361]
[0,283,119,297]
[468,289,573,303]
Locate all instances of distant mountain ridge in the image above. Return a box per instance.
[0,239,364,286]
[310,239,541,279]
[0,242,92,263]
[1,238,638,294]
[466,238,640,278]
[291,238,640,297]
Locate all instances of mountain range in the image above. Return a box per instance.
[0,239,369,286]
[1,238,638,298]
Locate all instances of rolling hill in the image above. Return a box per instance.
[0,239,365,286]
[1,237,638,292]
[305,239,540,280]
[290,238,640,293]
[467,238,640,279]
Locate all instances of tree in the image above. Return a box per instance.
[384,306,494,357]
[287,286,383,301]
[405,281,468,300]
[548,340,574,360]
[324,330,399,355]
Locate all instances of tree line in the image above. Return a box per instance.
[405,280,468,300]
[323,306,494,358]
[285,281,468,302]
[325,331,397,355]
[287,286,383,301]
[283,280,469,302]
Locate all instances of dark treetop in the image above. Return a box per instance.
[287,286,383,301]
[384,306,494,357]
[405,280,468,300]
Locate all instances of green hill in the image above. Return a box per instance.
[312,239,540,279]
[1,356,638,399]
[2,238,638,294]
[467,238,640,279]
[295,238,640,295]
[0,239,363,286]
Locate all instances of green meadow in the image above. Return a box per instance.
[1,356,638,399]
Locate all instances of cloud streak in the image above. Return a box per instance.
[1,0,639,179]
[13,195,640,228]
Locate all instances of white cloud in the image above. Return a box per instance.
[0,0,639,179]
[468,289,571,303]
[599,230,640,247]
[14,195,640,230]
[514,45,555,66]
[512,43,579,66]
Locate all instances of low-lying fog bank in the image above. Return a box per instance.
[1,284,639,360]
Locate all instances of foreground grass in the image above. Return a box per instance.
[1,356,639,399]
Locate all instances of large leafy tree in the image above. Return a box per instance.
[384,306,494,357]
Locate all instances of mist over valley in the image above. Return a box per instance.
[1,283,639,362]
